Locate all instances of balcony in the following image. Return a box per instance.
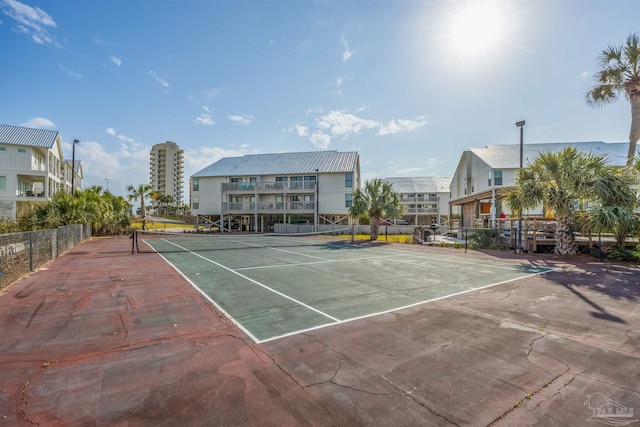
[405,207,438,214]
[222,181,317,193]
[223,201,315,213]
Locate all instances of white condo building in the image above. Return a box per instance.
[150,141,184,206]
[382,177,452,226]
[0,124,82,221]
[190,151,361,232]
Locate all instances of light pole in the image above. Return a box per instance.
[515,120,525,253]
[71,139,79,197]
[104,178,109,191]
[315,168,319,232]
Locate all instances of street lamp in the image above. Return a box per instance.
[515,120,525,253]
[104,178,109,191]
[315,168,319,232]
[71,139,79,197]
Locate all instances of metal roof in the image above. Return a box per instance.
[0,124,60,148]
[383,177,451,193]
[469,141,629,169]
[192,151,359,177]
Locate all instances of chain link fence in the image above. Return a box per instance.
[0,224,92,290]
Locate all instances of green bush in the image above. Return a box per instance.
[606,246,640,262]
[468,229,502,250]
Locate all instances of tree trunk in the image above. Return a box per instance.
[554,216,578,255]
[371,217,380,240]
[627,94,640,166]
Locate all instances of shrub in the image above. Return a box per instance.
[468,229,502,250]
[606,247,640,262]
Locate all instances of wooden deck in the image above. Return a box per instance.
[499,218,638,253]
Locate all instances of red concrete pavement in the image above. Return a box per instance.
[1,236,639,426]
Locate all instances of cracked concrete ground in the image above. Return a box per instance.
[0,236,638,426]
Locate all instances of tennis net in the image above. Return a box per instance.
[131,228,354,254]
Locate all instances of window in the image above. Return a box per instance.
[192,196,199,209]
[0,176,6,190]
[345,193,352,208]
[0,146,6,151]
[494,171,503,186]
[230,177,241,183]
[345,173,353,187]
[192,178,199,191]
[304,175,316,181]
[17,148,26,153]
[275,176,288,182]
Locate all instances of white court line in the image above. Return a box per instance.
[237,240,332,261]
[235,249,541,274]
[235,253,405,271]
[151,251,261,343]
[340,246,546,271]
[158,238,341,323]
[146,237,554,344]
[257,267,556,343]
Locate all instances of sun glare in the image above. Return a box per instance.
[446,2,506,58]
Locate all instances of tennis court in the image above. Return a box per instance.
[136,231,554,342]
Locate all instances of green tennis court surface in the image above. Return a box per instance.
[140,234,553,343]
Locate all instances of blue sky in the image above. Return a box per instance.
[1,0,638,202]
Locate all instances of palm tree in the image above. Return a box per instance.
[126,183,153,218]
[504,147,636,255]
[149,190,161,215]
[349,179,403,240]
[586,33,640,166]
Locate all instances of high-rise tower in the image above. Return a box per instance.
[150,141,184,207]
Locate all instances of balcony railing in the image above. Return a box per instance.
[223,201,315,212]
[222,181,317,192]
[405,207,438,213]
[401,197,438,203]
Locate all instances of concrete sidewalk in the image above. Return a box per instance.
[0,236,638,426]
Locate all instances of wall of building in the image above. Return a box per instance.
[191,171,355,217]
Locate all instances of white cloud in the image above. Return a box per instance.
[67,139,149,195]
[21,117,55,128]
[341,34,353,61]
[105,127,135,143]
[184,146,256,177]
[581,71,589,78]
[59,64,81,79]
[228,114,254,125]
[147,70,170,88]
[393,167,423,174]
[316,110,378,136]
[377,116,427,136]
[336,77,343,86]
[92,36,109,46]
[109,56,122,66]
[309,132,332,149]
[195,113,215,126]
[1,0,60,47]
[293,110,427,149]
[293,124,309,136]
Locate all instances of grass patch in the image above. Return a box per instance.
[131,221,196,231]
